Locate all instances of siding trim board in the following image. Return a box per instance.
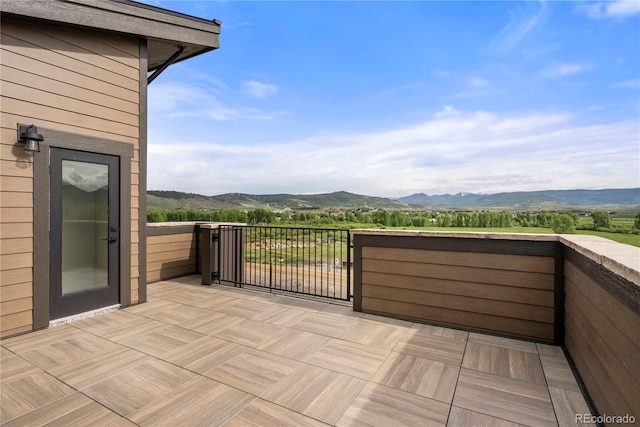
[138,38,147,303]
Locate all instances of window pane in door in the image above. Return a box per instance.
[61,160,109,295]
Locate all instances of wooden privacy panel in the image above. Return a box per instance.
[356,235,558,342]
[563,251,639,424]
[146,228,199,283]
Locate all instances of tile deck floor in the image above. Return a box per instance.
[1,275,594,426]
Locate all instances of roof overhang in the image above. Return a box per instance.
[0,0,220,71]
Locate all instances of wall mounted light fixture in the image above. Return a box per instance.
[17,124,44,155]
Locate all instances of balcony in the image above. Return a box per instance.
[1,224,638,426]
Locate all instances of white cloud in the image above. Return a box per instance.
[435,105,461,118]
[542,62,594,78]
[147,107,640,197]
[610,78,640,89]
[485,1,547,54]
[469,77,490,88]
[241,80,278,98]
[148,81,282,121]
[581,0,640,19]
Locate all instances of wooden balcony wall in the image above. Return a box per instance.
[352,231,559,343]
[561,239,639,423]
[146,223,202,283]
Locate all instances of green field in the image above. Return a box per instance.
[382,226,639,247]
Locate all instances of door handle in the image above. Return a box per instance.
[102,237,118,243]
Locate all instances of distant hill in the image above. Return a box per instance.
[397,188,640,208]
[147,188,639,211]
[147,190,409,210]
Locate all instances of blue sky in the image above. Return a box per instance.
[141,0,639,197]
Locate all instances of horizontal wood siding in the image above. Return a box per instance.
[146,229,199,283]
[0,18,139,338]
[357,237,556,342]
[563,252,640,424]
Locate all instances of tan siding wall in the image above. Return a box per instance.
[0,18,140,337]
[360,246,555,342]
[147,231,198,283]
[564,259,639,423]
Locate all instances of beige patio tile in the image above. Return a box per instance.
[250,305,311,326]
[223,398,328,427]
[411,323,469,341]
[83,359,197,416]
[128,377,254,427]
[139,302,213,325]
[536,343,565,357]
[19,332,121,370]
[337,382,450,427]
[215,299,274,318]
[178,311,246,335]
[372,351,459,404]
[452,368,556,426]
[468,332,538,353]
[156,287,217,305]
[0,354,39,382]
[0,371,75,423]
[47,347,150,390]
[270,294,329,311]
[448,406,527,426]
[395,329,467,365]
[99,316,166,341]
[539,354,581,391]
[71,309,143,334]
[163,335,248,373]
[261,364,366,425]
[257,329,331,361]
[213,319,288,347]
[2,392,121,426]
[340,320,408,351]
[204,349,302,396]
[1,324,80,353]
[0,346,14,358]
[360,313,414,328]
[321,303,364,318]
[548,387,595,426]
[117,324,206,358]
[121,298,177,316]
[193,293,242,310]
[462,342,546,385]
[292,312,358,338]
[306,338,390,380]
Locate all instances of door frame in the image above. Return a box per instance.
[33,128,134,327]
[49,148,121,319]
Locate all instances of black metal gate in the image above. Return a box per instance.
[215,225,351,301]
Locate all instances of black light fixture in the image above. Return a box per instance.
[17,124,43,154]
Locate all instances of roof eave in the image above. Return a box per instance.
[0,0,220,70]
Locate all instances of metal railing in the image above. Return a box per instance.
[212,225,351,301]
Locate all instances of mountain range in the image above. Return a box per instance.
[147,188,639,211]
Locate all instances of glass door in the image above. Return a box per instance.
[50,148,120,319]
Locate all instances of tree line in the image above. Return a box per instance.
[147,207,640,234]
